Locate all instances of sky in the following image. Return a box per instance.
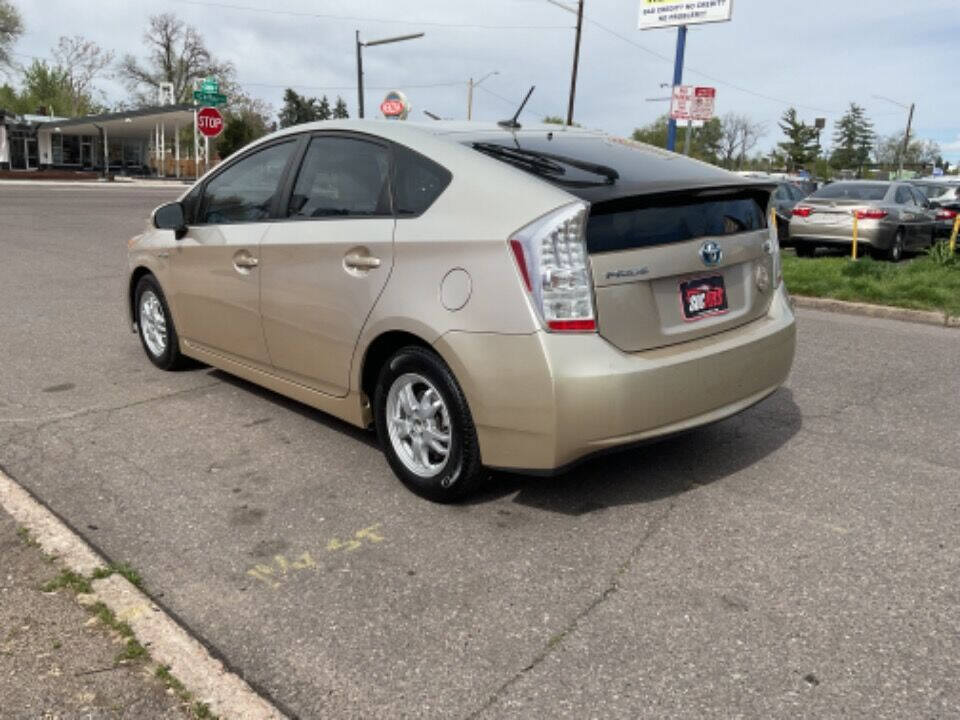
[8,0,960,164]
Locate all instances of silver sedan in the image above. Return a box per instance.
[788,181,936,261]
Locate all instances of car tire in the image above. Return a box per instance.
[795,244,816,258]
[134,275,187,370]
[885,229,905,262]
[374,346,484,502]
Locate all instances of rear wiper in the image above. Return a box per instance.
[471,143,618,187]
[472,142,567,176]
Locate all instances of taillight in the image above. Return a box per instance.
[936,209,958,221]
[792,206,813,217]
[854,209,888,220]
[509,203,596,332]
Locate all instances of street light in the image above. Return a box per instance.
[355,31,425,119]
[467,70,498,120]
[872,94,915,178]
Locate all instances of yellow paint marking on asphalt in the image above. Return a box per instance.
[245,524,386,589]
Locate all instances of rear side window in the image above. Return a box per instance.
[392,145,452,216]
[200,141,296,224]
[586,190,768,254]
[288,136,391,218]
[894,186,911,205]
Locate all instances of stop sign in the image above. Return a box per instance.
[196,107,224,138]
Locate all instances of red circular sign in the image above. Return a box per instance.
[380,99,404,117]
[196,107,224,138]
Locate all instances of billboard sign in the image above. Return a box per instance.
[670,85,716,121]
[639,0,733,30]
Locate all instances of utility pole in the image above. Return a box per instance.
[898,103,915,179]
[355,30,364,119]
[567,0,584,126]
[467,71,498,120]
[546,0,585,127]
[355,30,425,119]
[665,25,687,152]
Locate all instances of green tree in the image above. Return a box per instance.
[830,103,873,174]
[631,114,722,164]
[0,0,22,74]
[777,108,820,171]
[332,96,349,119]
[216,91,272,158]
[278,88,321,128]
[317,95,331,121]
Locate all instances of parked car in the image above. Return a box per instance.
[789,180,936,260]
[127,120,796,501]
[908,179,960,238]
[771,181,809,246]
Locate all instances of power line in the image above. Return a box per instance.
[167,0,572,30]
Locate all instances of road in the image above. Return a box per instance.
[1,183,959,719]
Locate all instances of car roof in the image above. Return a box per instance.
[241,119,773,204]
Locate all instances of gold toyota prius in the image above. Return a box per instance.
[126,120,796,501]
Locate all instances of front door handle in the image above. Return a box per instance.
[234,255,259,268]
[344,254,381,270]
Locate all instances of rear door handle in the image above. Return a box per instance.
[234,255,259,268]
[344,254,381,270]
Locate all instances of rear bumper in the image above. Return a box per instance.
[789,220,895,248]
[435,285,796,471]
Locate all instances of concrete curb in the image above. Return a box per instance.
[0,467,287,720]
[792,295,957,329]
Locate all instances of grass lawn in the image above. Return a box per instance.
[782,244,960,319]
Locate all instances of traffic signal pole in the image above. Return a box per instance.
[665,24,687,152]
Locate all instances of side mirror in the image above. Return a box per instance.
[153,202,187,239]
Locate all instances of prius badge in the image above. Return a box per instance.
[699,241,723,267]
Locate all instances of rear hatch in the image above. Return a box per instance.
[587,187,775,351]
[461,131,776,351]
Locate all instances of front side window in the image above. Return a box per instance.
[894,186,912,205]
[287,136,391,218]
[200,141,296,224]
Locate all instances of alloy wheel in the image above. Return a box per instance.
[385,372,453,479]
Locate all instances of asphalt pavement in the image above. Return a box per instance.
[1,183,959,719]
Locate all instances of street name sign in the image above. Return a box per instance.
[193,91,227,106]
[669,85,716,121]
[639,0,733,30]
[196,107,225,138]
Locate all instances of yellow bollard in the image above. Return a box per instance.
[950,215,959,255]
[851,211,859,261]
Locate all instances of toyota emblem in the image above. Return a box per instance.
[699,241,723,267]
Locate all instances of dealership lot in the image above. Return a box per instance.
[1,184,959,718]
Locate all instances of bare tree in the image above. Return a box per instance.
[0,0,23,75]
[719,113,766,170]
[52,35,114,115]
[117,13,234,106]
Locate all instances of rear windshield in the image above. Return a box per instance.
[912,184,949,199]
[811,183,887,201]
[586,190,768,254]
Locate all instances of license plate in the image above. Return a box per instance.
[680,275,728,321]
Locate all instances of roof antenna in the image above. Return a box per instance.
[423,110,441,120]
[498,85,535,130]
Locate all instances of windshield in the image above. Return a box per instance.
[810,183,888,201]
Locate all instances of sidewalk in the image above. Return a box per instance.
[0,508,189,720]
